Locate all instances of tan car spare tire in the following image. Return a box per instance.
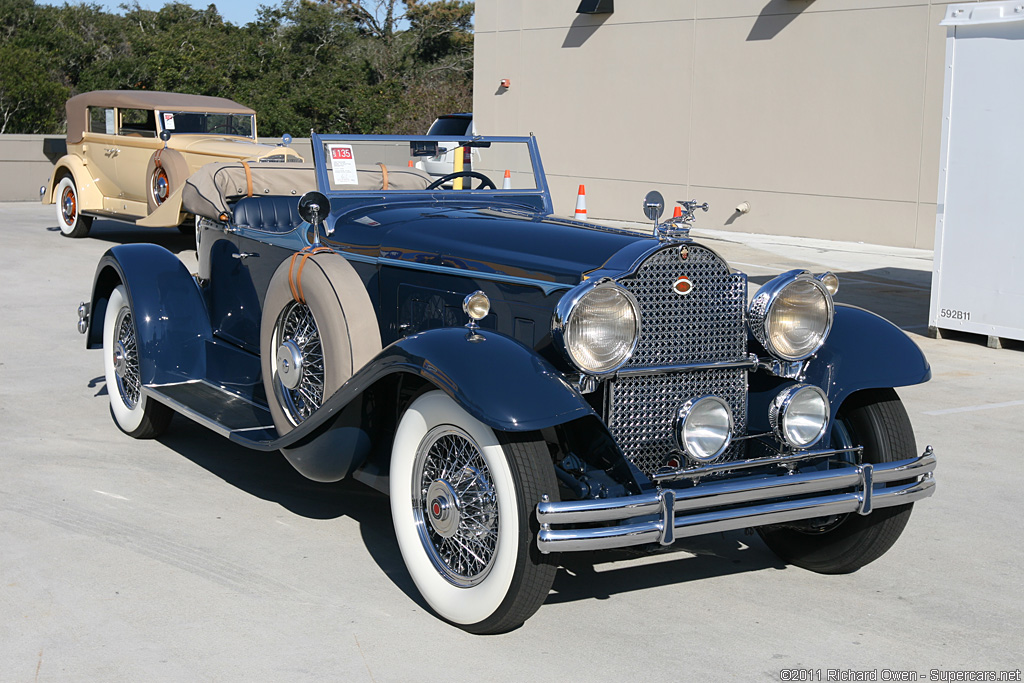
[260,249,381,434]
[145,148,189,214]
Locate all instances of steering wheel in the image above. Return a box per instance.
[426,171,497,190]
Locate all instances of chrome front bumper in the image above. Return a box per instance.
[536,447,936,554]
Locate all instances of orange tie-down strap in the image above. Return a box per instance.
[287,246,334,304]
[377,162,388,190]
[240,160,254,197]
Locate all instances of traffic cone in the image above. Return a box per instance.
[408,160,414,167]
[503,169,511,189]
[574,185,588,220]
[673,206,682,218]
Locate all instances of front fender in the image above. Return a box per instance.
[386,327,597,432]
[273,327,600,484]
[88,244,211,385]
[805,304,931,411]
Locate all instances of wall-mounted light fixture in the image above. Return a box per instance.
[577,0,613,14]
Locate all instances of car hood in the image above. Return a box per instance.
[170,135,286,158]
[329,203,656,288]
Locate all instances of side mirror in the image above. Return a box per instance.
[299,191,332,245]
[159,129,171,142]
[643,190,665,222]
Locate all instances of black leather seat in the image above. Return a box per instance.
[231,196,303,234]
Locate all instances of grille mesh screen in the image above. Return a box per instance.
[609,244,748,477]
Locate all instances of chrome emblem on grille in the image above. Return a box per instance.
[679,246,689,261]
[672,276,693,296]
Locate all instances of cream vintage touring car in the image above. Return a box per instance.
[42,90,302,237]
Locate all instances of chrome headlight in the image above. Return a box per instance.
[748,270,834,361]
[554,281,640,375]
[674,396,734,463]
[769,384,830,449]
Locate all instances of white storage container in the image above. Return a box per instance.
[929,1,1024,347]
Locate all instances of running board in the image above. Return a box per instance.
[144,380,281,450]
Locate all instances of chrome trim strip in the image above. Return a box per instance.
[536,448,935,553]
[340,251,573,295]
[650,445,863,483]
[615,356,758,377]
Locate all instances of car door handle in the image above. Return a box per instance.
[232,252,259,260]
[104,147,120,157]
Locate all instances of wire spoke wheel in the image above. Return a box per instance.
[102,285,171,438]
[272,300,325,426]
[414,427,499,587]
[112,307,141,409]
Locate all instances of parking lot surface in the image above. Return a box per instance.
[1,202,1021,682]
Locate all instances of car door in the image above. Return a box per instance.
[81,106,120,199]
[203,224,294,354]
[112,107,160,204]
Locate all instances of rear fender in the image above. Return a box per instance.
[88,244,211,385]
[45,155,103,210]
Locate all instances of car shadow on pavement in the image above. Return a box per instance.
[749,267,932,334]
[151,415,791,615]
[152,415,421,600]
[48,218,195,255]
[549,534,786,604]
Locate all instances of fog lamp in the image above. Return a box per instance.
[769,384,830,449]
[674,396,734,463]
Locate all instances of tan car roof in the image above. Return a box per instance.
[66,90,256,144]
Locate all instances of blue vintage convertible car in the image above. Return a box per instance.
[79,133,936,633]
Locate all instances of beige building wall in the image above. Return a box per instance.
[474,0,976,249]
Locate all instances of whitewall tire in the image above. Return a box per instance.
[103,285,172,438]
[56,176,92,238]
[390,391,558,634]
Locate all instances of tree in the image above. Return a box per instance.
[0,0,475,136]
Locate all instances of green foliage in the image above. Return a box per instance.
[0,0,474,135]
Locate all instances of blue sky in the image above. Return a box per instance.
[35,1,271,26]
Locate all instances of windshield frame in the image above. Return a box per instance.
[310,133,552,213]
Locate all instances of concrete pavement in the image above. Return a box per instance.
[1,203,1021,682]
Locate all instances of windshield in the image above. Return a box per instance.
[313,135,545,196]
[427,116,472,136]
[159,111,255,138]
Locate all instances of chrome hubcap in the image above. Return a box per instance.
[273,301,324,426]
[413,426,498,587]
[61,188,76,225]
[276,339,304,390]
[425,479,460,539]
[152,171,169,204]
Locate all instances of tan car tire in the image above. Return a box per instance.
[260,250,381,434]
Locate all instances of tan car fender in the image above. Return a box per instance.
[43,155,104,211]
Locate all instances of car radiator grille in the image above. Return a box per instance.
[608,244,748,478]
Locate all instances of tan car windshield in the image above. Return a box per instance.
[160,111,255,138]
